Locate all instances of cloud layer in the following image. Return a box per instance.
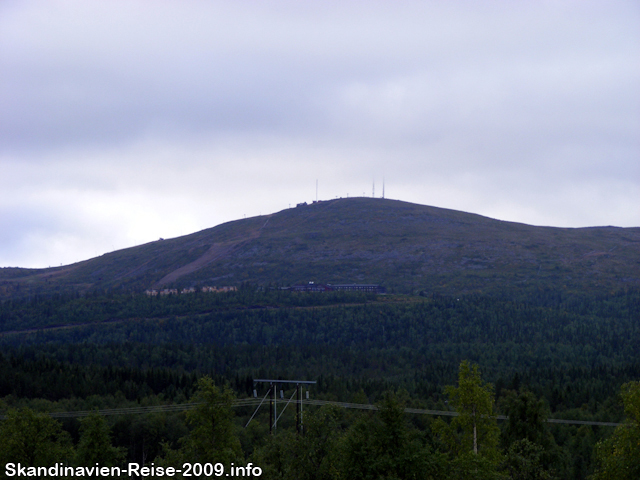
[1,0,639,267]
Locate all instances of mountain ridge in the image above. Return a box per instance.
[1,197,639,298]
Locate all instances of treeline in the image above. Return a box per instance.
[2,290,638,377]
[2,366,639,480]
[1,288,639,478]
[0,352,200,402]
[1,289,639,418]
[2,346,639,420]
[0,286,376,332]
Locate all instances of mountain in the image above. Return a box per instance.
[1,197,639,298]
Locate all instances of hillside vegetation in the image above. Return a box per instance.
[1,288,640,479]
[1,198,639,299]
[2,200,639,478]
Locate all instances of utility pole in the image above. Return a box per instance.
[253,379,316,435]
[269,383,274,435]
[296,384,301,434]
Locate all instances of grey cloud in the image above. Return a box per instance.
[2,1,633,153]
[0,1,638,267]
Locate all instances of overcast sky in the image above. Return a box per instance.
[1,0,638,268]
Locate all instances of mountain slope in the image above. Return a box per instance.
[1,198,639,298]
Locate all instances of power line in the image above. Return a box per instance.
[303,400,622,427]
[0,398,622,427]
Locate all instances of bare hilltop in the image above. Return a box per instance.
[1,197,639,299]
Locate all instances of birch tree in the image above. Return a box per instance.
[433,361,501,478]
[591,381,640,480]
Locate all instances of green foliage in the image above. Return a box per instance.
[250,429,298,480]
[0,408,74,477]
[339,392,446,479]
[621,380,640,425]
[435,361,501,459]
[591,381,640,480]
[160,376,243,477]
[432,362,502,479]
[499,390,560,478]
[501,390,550,447]
[447,452,504,480]
[75,413,126,474]
[286,406,344,480]
[4,290,639,386]
[252,406,345,480]
[501,439,556,480]
[0,288,639,476]
[0,288,373,332]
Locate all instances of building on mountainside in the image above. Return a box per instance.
[160,289,178,295]
[289,282,330,292]
[145,286,237,296]
[287,282,386,294]
[329,283,386,293]
[201,286,238,293]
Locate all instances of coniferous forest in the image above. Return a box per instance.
[1,287,639,479]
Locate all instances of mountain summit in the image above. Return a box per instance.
[1,198,639,298]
